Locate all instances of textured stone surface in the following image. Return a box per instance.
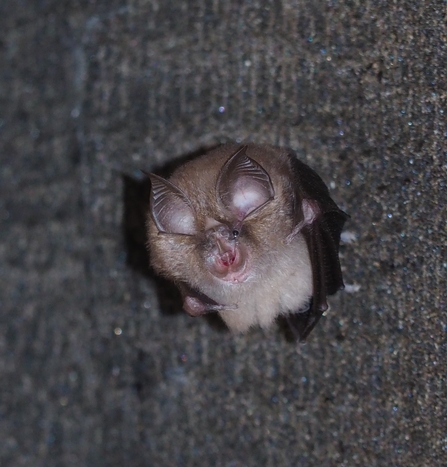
[1,1,446,466]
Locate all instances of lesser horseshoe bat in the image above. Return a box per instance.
[146,143,348,341]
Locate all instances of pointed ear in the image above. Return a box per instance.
[148,174,197,235]
[216,146,275,221]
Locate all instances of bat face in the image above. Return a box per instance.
[147,144,348,341]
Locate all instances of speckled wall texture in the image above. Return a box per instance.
[1,1,446,466]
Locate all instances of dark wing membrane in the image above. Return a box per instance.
[286,151,349,341]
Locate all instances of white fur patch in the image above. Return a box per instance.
[209,235,312,333]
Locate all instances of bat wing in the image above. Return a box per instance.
[286,152,349,342]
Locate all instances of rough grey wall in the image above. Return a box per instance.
[1,1,446,466]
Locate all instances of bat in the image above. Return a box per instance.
[146,143,348,341]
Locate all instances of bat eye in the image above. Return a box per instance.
[232,229,239,238]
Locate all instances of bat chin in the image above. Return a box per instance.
[207,247,250,284]
[219,267,250,284]
[210,260,250,284]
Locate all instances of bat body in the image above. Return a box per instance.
[147,143,348,341]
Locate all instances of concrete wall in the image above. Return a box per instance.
[1,1,446,465]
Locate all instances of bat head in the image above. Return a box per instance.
[147,146,280,289]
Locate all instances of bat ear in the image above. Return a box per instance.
[148,174,197,235]
[216,146,275,220]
